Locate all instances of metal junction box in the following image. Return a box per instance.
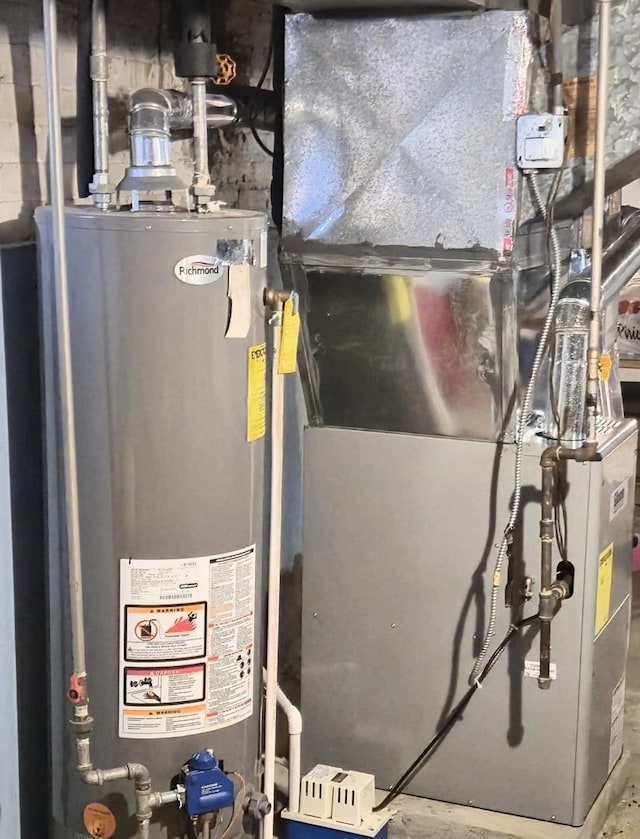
[300,422,637,825]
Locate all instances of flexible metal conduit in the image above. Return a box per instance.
[469,172,563,685]
[89,0,111,207]
[586,0,612,445]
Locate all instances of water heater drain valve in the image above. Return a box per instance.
[182,751,235,817]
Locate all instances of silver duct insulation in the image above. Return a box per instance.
[547,281,591,445]
[283,0,494,9]
[206,93,239,128]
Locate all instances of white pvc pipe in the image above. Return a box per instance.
[263,316,285,839]
[263,668,303,815]
[278,684,302,814]
[586,0,612,445]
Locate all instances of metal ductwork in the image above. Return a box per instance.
[279,0,596,25]
[281,0,516,10]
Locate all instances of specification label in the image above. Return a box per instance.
[119,545,255,738]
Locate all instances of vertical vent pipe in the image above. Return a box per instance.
[89,0,111,208]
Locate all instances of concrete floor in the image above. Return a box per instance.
[599,574,640,838]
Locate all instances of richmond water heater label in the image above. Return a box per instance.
[119,545,255,738]
[174,254,225,285]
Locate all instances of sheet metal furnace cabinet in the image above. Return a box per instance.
[300,422,637,825]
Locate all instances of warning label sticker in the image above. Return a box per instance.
[206,547,255,729]
[84,802,116,838]
[124,664,205,706]
[119,545,256,739]
[247,343,267,442]
[595,543,615,637]
[124,603,207,661]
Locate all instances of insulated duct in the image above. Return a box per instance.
[281,0,516,9]
[280,0,596,20]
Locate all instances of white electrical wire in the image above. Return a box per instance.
[469,171,563,684]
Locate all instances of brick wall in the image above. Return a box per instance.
[0,0,273,244]
[210,0,274,213]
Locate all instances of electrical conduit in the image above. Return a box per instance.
[586,0,612,446]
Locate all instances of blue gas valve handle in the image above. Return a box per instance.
[184,751,235,817]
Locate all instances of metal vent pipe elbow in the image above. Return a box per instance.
[128,88,191,170]
[126,88,238,171]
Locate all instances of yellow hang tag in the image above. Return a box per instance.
[599,354,612,383]
[595,543,614,636]
[247,343,267,442]
[278,296,300,375]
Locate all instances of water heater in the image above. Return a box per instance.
[38,207,268,839]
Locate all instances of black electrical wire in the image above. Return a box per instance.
[373,613,539,813]
[250,123,274,157]
[247,31,274,157]
[255,41,273,92]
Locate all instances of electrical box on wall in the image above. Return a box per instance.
[517,113,567,170]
